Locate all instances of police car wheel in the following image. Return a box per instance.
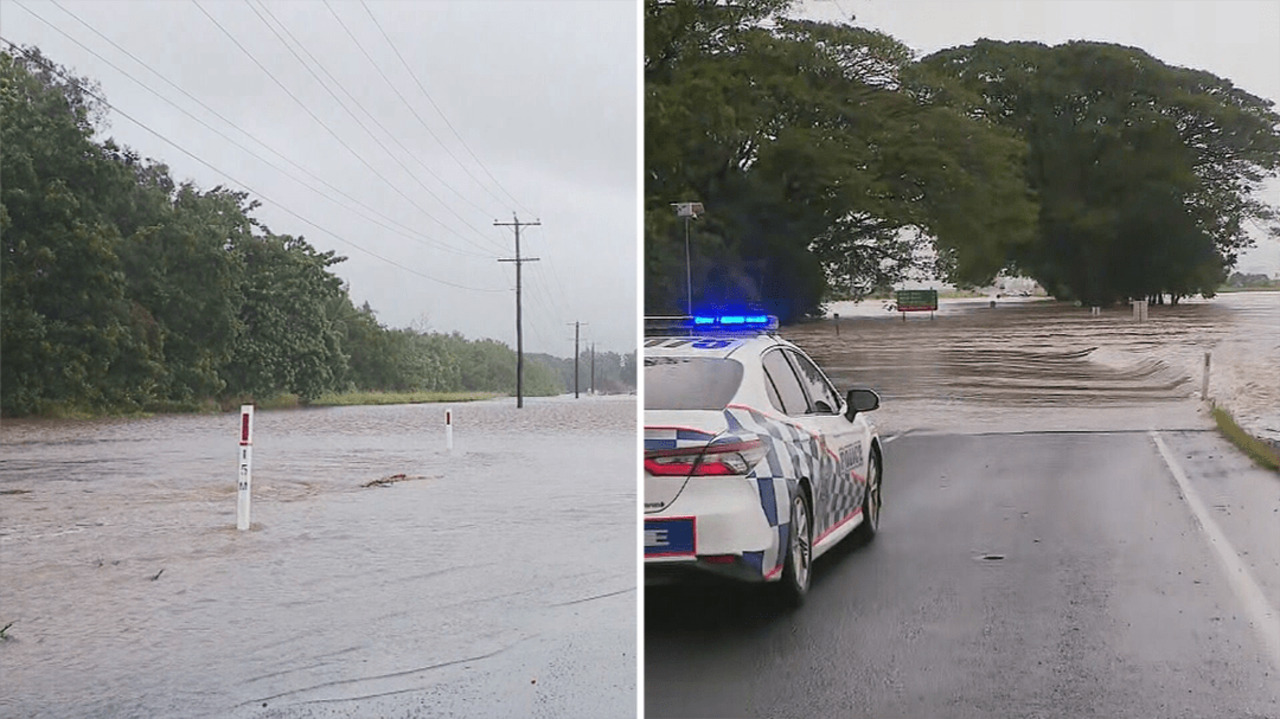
[777,490,812,606]
[854,448,882,543]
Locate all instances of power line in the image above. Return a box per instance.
[190,0,491,254]
[0,37,506,293]
[20,0,494,260]
[245,0,506,254]
[356,0,537,217]
[321,0,510,213]
[526,225,583,323]
[254,0,504,226]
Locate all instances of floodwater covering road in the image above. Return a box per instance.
[1,395,636,718]
[646,293,1280,717]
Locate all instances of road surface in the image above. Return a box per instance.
[645,427,1280,718]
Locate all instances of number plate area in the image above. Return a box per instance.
[644,517,696,558]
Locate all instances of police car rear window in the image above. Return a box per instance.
[644,357,744,411]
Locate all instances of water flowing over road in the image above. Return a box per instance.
[2,396,636,718]
[795,292,1279,443]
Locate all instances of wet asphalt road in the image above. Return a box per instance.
[645,429,1280,718]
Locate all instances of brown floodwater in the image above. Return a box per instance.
[1,395,636,718]
[786,292,1280,441]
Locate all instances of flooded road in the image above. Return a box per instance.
[789,292,1280,442]
[648,293,1280,718]
[1,396,636,718]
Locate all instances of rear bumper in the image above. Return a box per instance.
[645,555,772,585]
[644,476,787,582]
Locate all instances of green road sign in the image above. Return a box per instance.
[896,289,938,312]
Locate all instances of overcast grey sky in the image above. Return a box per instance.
[801,0,1280,275]
[1,0,638,356]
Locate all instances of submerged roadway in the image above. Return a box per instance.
[645,427,1280,717]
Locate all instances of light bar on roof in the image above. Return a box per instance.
[690,314,777,331]
[644,315,778,335]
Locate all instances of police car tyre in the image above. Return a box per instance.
[777,490,812,606]
[854,447,882,544]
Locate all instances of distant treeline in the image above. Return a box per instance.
[1223,272,1280,290]
[0,48,633,417]
[646,0,1280,319]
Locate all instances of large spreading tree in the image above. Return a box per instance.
[645,0,1038,320]
[915,40,1280,304]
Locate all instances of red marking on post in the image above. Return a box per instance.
[240,412,251,445]
[446,410,452,425]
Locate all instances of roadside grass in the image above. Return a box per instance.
[6,390,500,420]
[1212,406,1280,473]
[309,391,500,407]
[218,393,301,411]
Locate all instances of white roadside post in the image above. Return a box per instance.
[445,406,454,452]
[1202,352,1211,401]
[237,404,254,531]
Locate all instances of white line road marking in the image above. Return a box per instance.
[1150,430,1280,673]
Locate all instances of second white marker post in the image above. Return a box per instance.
[446,406,454,452]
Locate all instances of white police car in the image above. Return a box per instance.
[644,314,883,604]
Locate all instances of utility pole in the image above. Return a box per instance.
[590,342,596,395]
[568,321,585,399]
[496,213,541,408]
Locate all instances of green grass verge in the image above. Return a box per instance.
[308,391,501,407]
[1211,407,1280,473]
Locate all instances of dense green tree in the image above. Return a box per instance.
[917,40,1280,304]
[2,46,623,415]
[645,1,1037,320]
[221,232,347,401]
[117,184,249,401]
[1,48,162,414]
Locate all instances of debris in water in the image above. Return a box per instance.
[361,473,439,488]
[150,568,165,581]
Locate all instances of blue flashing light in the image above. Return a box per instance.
[689,314,778,331]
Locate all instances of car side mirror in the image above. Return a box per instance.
[845,388,880,421]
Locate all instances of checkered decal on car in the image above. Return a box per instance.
[644,428,717,452]
[723,405,864,574]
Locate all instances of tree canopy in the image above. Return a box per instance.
[1,47,621,416]
[917,40,1280,304]
[645,0,1038,320]
[646,3,1280,316]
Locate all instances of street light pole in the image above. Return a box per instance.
[671,202,704,316]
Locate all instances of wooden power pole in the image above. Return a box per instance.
[496,213,540,408]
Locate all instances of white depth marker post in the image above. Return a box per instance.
[237,404,254,531]
[1202,351,1211,401]
[445,406,454,452]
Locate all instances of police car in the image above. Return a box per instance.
[644,314,882,604]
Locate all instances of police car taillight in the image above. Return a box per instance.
[644,438,767,477]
